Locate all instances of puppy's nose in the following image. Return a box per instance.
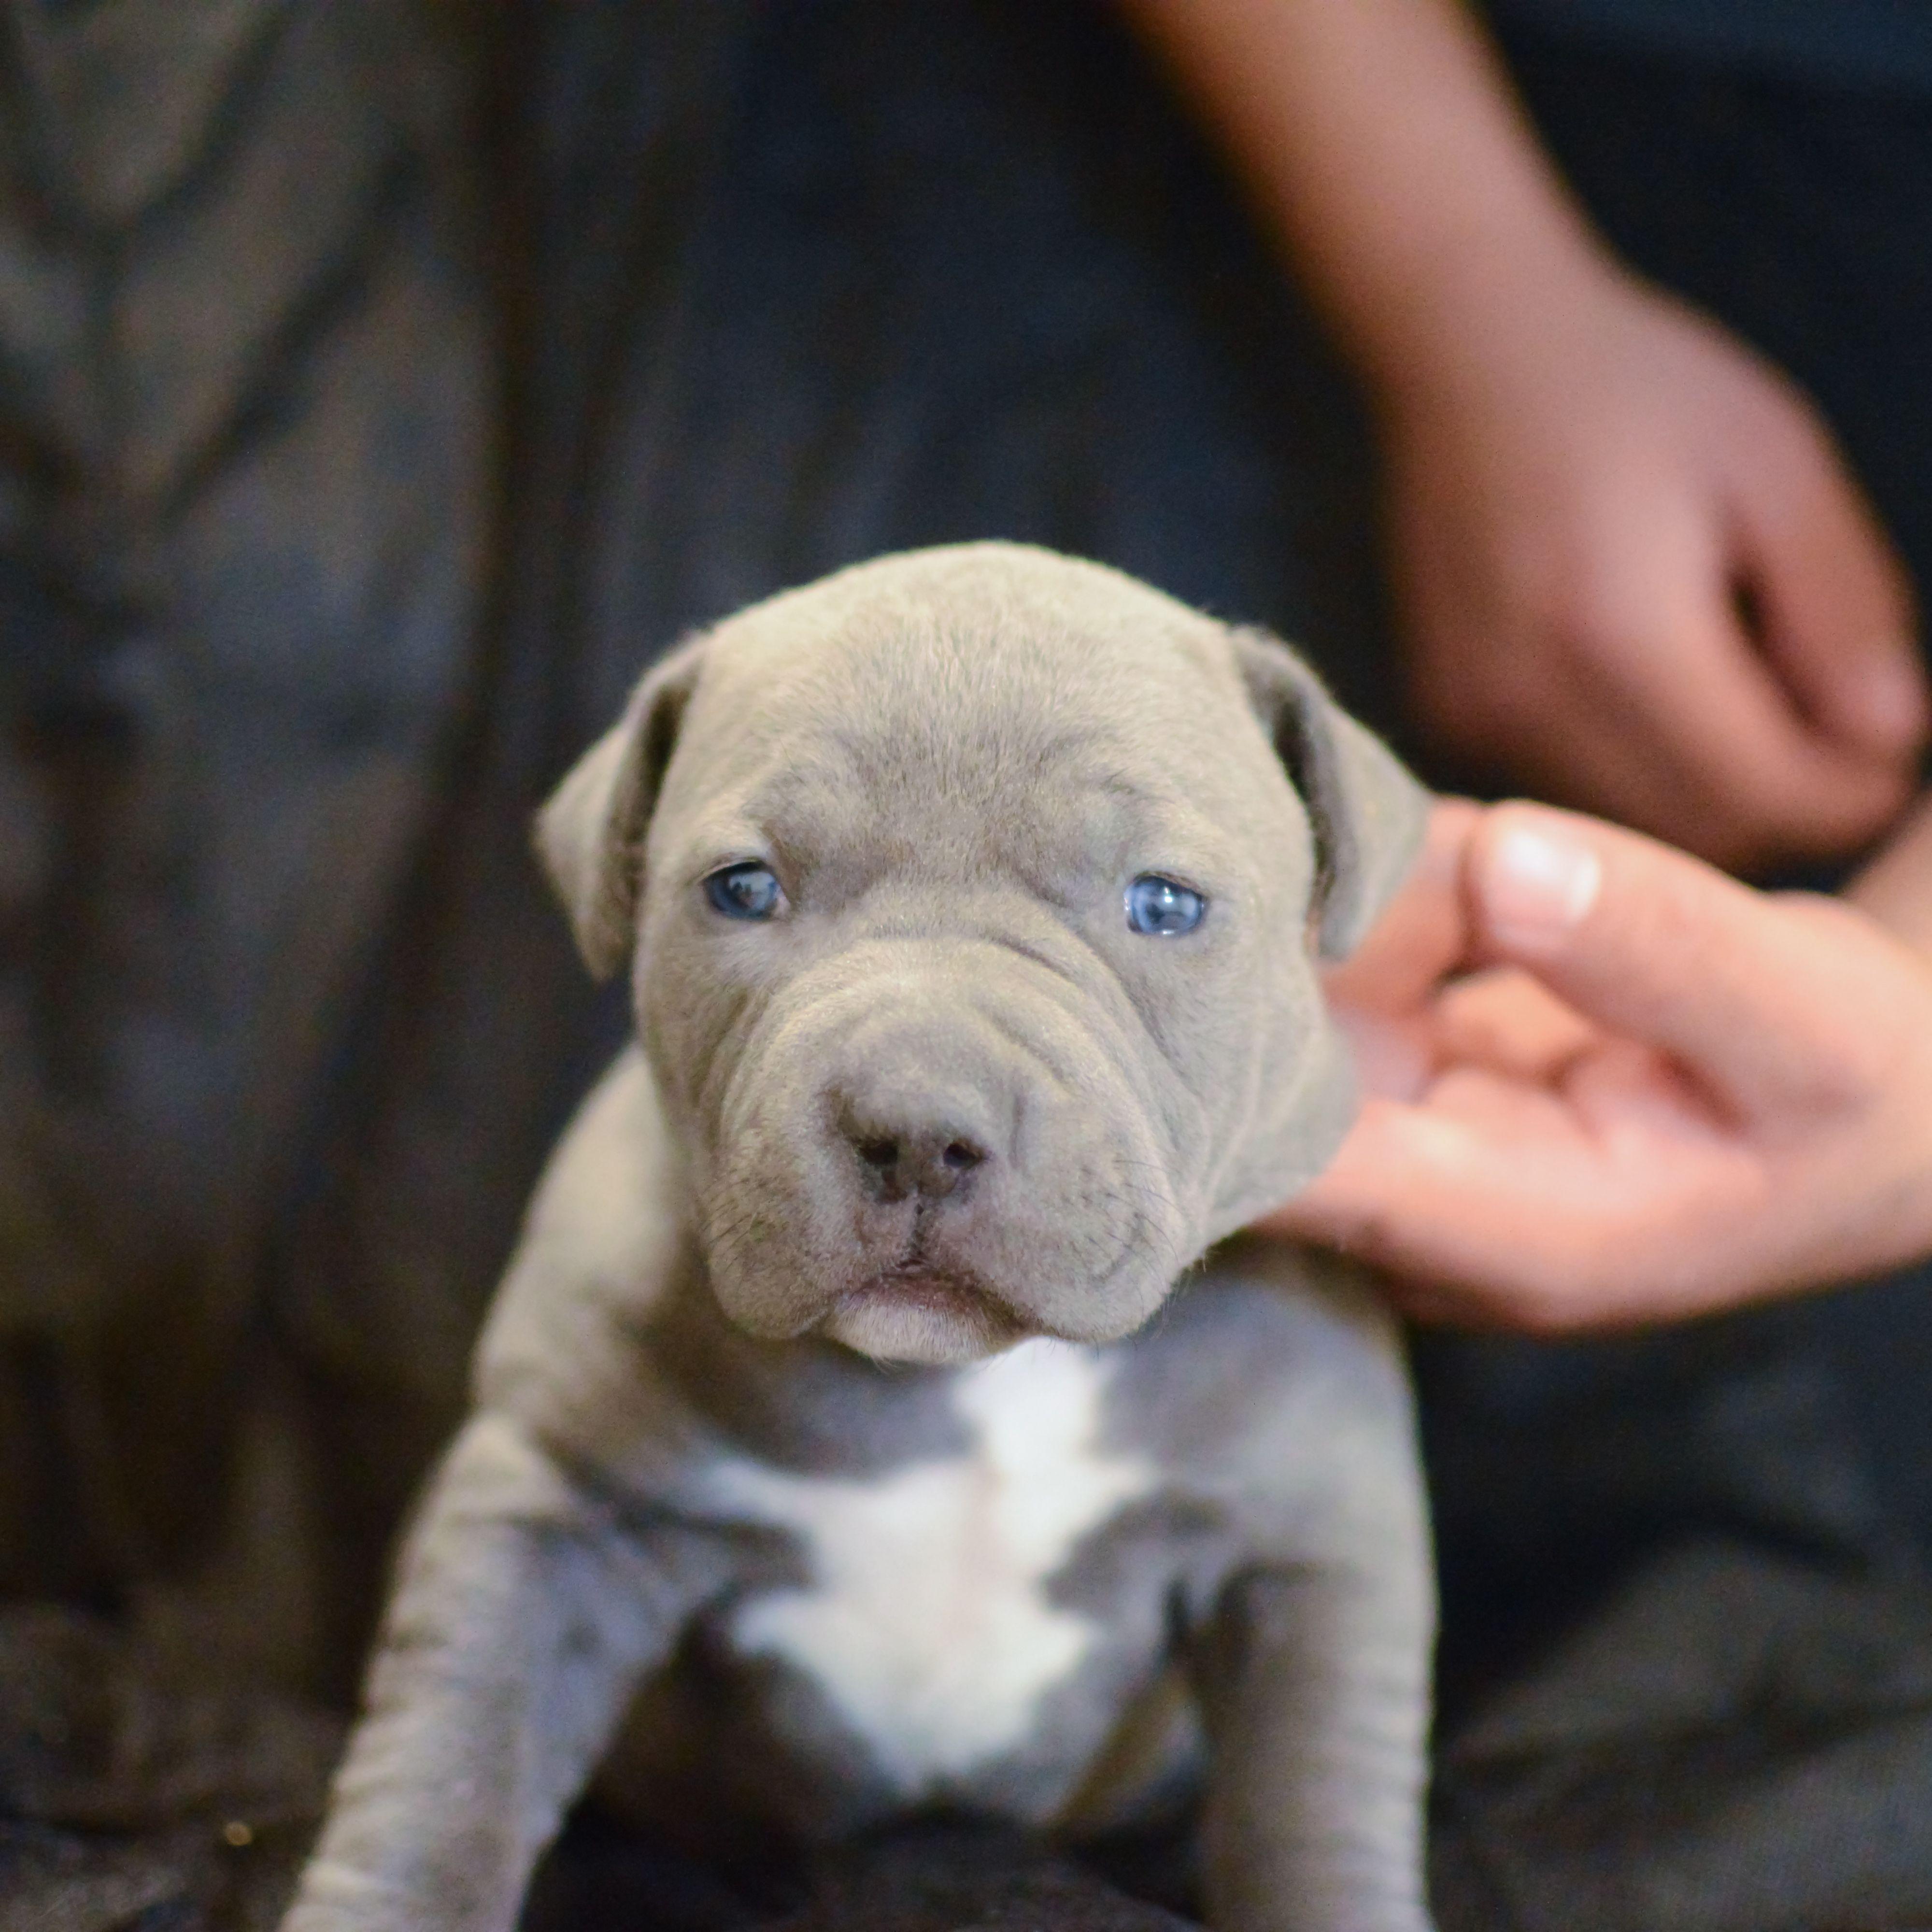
[839,1113,991,1205]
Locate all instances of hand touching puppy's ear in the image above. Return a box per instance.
[536,635,709,980]
[1230,626,1431,961]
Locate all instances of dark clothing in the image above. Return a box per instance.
[1419,24,1932,1918]
[5,4,1932,1929]
[1432,3,1932,1642]
[1491,0,1932,91]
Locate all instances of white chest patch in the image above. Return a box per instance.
[707,1339,1156,1796]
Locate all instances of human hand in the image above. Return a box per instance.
[1383,270,1927,872]
[1259,800,1932,1331]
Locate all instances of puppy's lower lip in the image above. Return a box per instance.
[843,1273,977,1316]
[838,1272,1023,1331]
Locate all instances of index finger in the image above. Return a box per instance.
[1321,796,1482,1009]
[1468,803,1902,1124]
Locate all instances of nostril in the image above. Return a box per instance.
[835,1093,993,1203]
[856,1137,900,1172]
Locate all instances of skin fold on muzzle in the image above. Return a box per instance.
[703,933,1188,1365]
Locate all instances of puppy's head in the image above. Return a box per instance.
[539,544,1424,1365]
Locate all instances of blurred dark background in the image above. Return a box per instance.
[6,5,1932,1929]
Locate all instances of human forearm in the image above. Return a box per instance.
[1118,0,1612,407]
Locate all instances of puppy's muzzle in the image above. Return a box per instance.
[700,942,1188,1363]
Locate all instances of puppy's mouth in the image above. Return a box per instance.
[821,1265,1033,1365]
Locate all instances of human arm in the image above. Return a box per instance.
[1121,0,1927,869]
[1256,796,1932,1331]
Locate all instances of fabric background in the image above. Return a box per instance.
[1488,0,1932,92]
[3,4,1932,1926]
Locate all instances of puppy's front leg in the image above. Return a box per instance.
[282,1413,731,1932]
[1197,1560,1435,1932]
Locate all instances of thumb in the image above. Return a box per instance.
[1467,803,1863,1123]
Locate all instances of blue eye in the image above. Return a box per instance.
[1125,874,1205,937]
[705,861,784,921]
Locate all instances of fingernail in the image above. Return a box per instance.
[1483,825,1602,950]
[1847,657,1929,748]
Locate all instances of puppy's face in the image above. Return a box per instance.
[541,546,1423,1365]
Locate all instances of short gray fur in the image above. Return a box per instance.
[280,543,1436,1932]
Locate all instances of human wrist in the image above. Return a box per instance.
[1341,193,1621,421]
[1350,234,1635,437]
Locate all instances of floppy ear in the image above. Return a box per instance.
[1229,626,1429,961]
[534,635,707,980]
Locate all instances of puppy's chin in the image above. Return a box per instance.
[821,1275,1032,1366]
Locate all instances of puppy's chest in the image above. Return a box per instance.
[700,1341,1163,1802]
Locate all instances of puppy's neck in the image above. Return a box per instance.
[648,1258,981,1478]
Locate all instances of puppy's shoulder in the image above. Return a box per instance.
[503,1046,687,1307]
[472,1047,698,1471]
[1105,1239,1419,1539]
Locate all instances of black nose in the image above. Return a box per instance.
[844,1120,989,1204]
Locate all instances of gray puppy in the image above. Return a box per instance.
[282,544,1435,1932]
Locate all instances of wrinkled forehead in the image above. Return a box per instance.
[661,559,1282,853]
